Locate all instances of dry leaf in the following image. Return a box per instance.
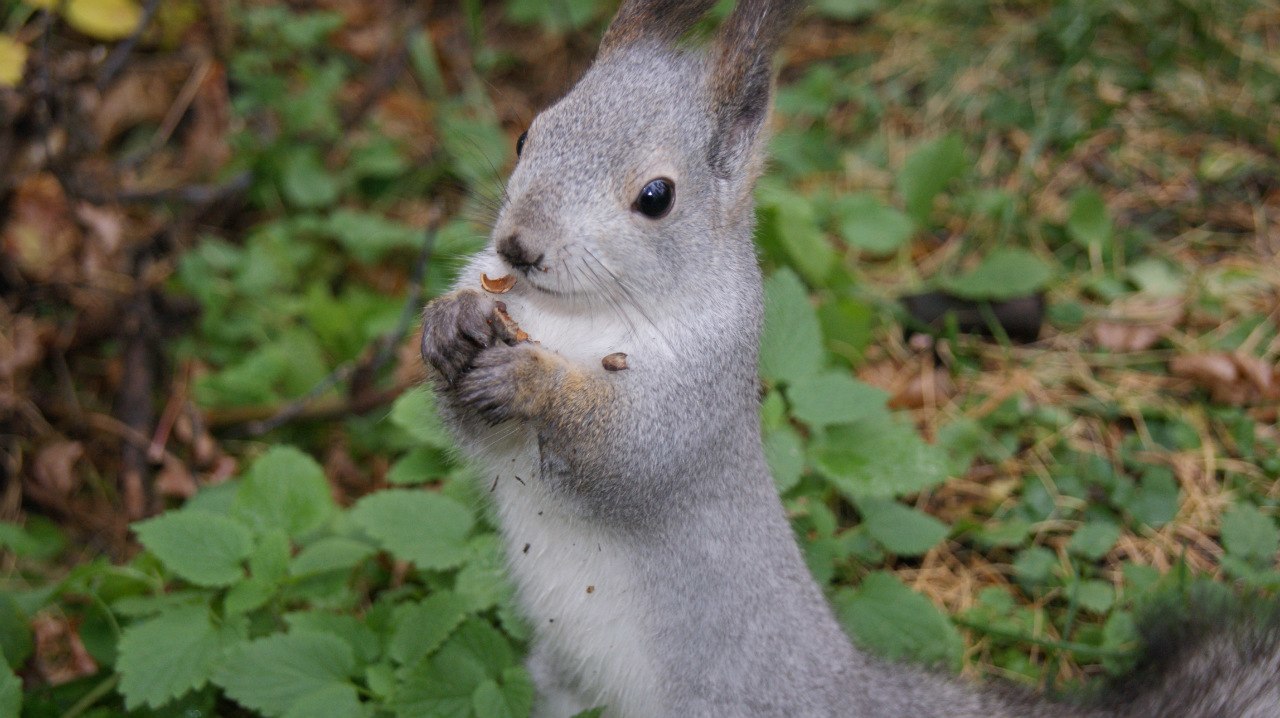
[31,613,98,686]
[481,273,517,294]
[1093,323,1165,352]
[64,0,144,41]
[1170,352,1280,405]
[0,34,28,88]
[1093,296,1183,352]
[33,441,85,496]
[155,457,198,499]
[2,174,82,283]
[0,312,49,381]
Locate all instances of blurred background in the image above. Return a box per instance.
[1,0,1278,716]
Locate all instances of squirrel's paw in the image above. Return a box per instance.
[420,288,498,385]
[454,343,553,425]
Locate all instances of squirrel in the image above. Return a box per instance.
[418,0,1280,716]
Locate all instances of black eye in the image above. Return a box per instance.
[516,131,527,157]
[633,178,674,219]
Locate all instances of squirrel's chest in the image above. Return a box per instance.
[484,440,665,717]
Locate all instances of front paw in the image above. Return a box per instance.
[420,288,498,385]
[454,343,553,425]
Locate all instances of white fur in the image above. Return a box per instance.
[458,254,667,717]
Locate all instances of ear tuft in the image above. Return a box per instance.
[707,0,803,179]
[599,0,720,58]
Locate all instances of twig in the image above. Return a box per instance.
[117,285,156,519]
[96,0,163,90]
[236,226,436,437]
[61,171,253,207]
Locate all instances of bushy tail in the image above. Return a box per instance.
[1087,585,1280,717]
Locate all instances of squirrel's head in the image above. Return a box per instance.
[490,0,800,303]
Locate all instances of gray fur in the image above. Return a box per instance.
[418,1,1280,715]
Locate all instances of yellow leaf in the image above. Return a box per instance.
[0,35,29,88]
[64,0,143,41]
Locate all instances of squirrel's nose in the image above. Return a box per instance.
[497,234,545,272]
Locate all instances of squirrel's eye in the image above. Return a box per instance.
[516,131,528,157]
[633,178,674,219]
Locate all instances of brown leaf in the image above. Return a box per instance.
[1093,296,1183,352]
[1170,352,1280,405]
[1093,323,1165,352]
[2,174,81,283]
[155,458,198,500]
[94,67,179,146]
[33,441,84,496]
[0,311,49,381]
[31,613,98,686]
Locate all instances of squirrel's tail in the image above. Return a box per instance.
[1084,584,1280,717]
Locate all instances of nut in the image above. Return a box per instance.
[481,273,517,294]
[602,353,629,371]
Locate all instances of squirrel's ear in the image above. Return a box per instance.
[707,0,802,179]
[599,0,719,57]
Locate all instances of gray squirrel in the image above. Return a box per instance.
[418,0,1280,715]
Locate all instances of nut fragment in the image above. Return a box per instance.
[602,352,629,371]
[481,273,517,294]
[493,301,531,344]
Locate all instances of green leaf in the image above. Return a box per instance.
[760,269,824,385]
[943,248,1054,301]
[285,613,381,667]
[281,683,368,718]
[326,210,421,265]
[1013,546,1058,587]
[1074,579,1114,614]
[786,373,888,428]
[857,498,949,556]
[225,578,277,615]
[388,447,452,486]
[389,591,472,666]
[214,632,357,717]
[390,386,453,449]
[813,0,882,21]
[117,605,244,709]
[1066,188,1112,250]
[0,592,31,669]
[234,446,336,539]
[133,510,253,587]
[349,490,474,571]
[249,529,291,583]
[281,147,340,208]
[392,632,489,718]
[835,193,916,255]
[455,535,514,612]
[897,134,966,222]
[1067,521,1121,561]
[0,518,66,560]
[472,668,535,718]
[570,710,607,718]
[1221,504,1280,567]
[764,191,835,285]
[0,665,19,717]
[280,147,339,209]
[811,418,949,499]
[834,572,962,668]
[290,537,377,576]
[764,426,805,493]
[1126,467,1180,529]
